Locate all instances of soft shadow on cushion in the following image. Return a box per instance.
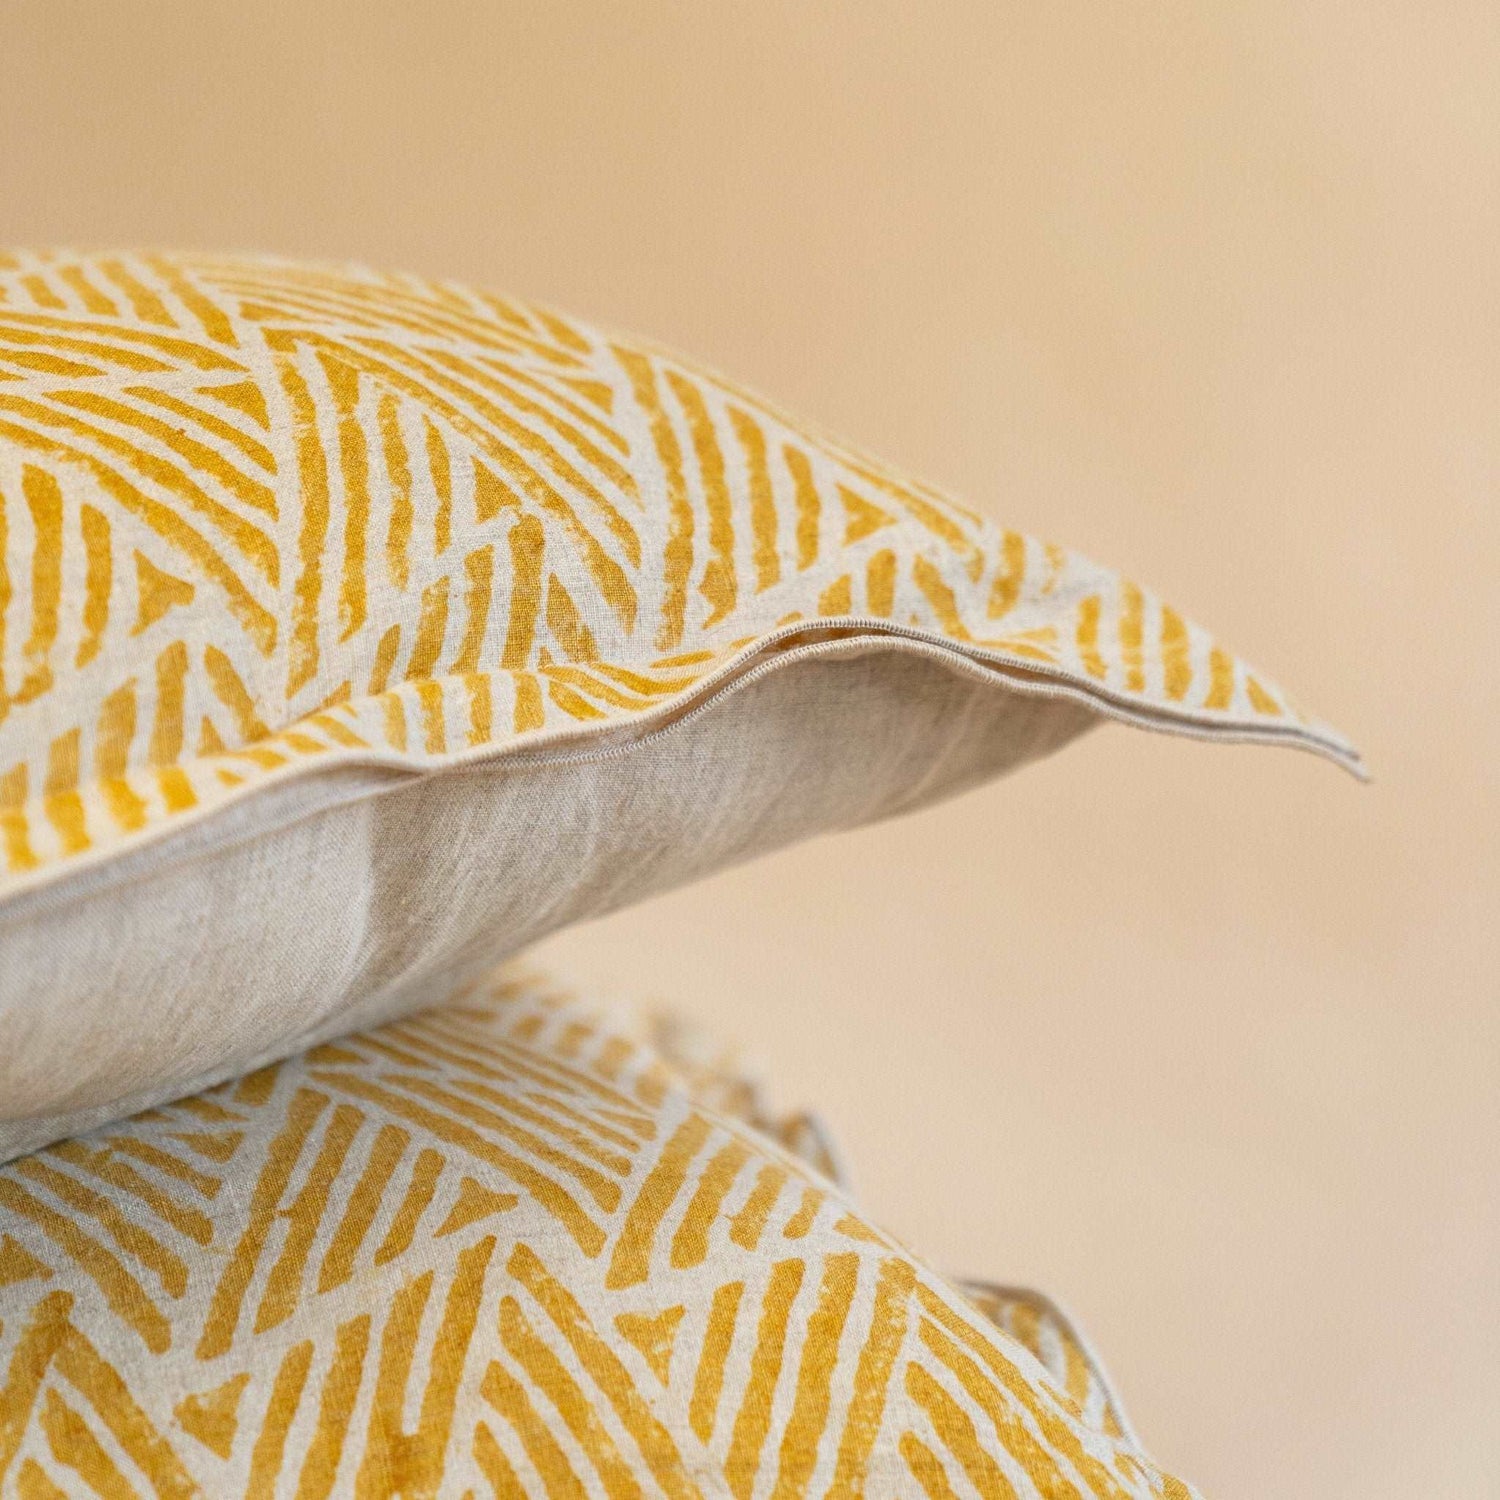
[0,649,1093,1158]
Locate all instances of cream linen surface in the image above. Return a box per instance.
[0,251,1358,1158]
[1,651,1092,1160]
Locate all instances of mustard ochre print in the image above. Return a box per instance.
[0,250,1360,893]
[0,971,1206,1497]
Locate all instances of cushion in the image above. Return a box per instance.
[0,250,1359,1160]
[0,967,1202,1497]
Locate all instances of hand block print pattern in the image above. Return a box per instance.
[0,971,1203,1498]
[0,249,1358,896]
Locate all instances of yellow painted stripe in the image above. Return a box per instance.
[0,398,277,582]
[913,555,972,640]
[75,502,112,668]
[264,330,637,622]
[50,1320,197,1498]
[1204,646,1234,711]
[96,258,174,325]
[782,443,821,571]
[45,1139,212,1247]
[57,263,118,316]
[405,577,450,683]
[1119,581,1145,693]
[670,1139,752,1269]
[770,1251,860,1499]
[146,640,190,768]
[428,347,636,492]
[453,545,495,673]
[39,1390,137,1497]
[416,679,447,754]
[18,465,62,704]
[988,530,1027,619]
[143,254,239,345]
[901,1432,963,1500]
[495,1296,640,1500]
[318,352,371,641]
[14,1156,186,1298]
[419,1240,502,1433]
[729,1164,787,1253]
[0,1177,171,1354]
[867,549,897,616]
[373,1072,621,1212]
[312,1071,605,1259]
[915,1285,1135,1500]
[203,643,269,743]
[667,370,737,628]
[43,729,88,856]
[254,1103,362,1334]
[480,1341,591,1500]
[292,1312,371,1500]
[725,1257,806,1500]
[605,1113,714,1290]
[368,340,641,565]
[13,433,272,710]
[377,392,413,591]
[373,1147,444,1266]
[95,683,147,830]
[100,1136,220,1199]
[689,1279,744,1444]
[545,575,597,663]
[616,346,692,649]
[0,1291,72,1482]
[47,389,277,516]
[1247,676,1282,715]
[1160,606,1191,701]
[1076,595,1108,680]
[243,1341,314,1500]
[196,1087,327,1360]
[502,515,545,669]
[509,1243,702,1500]
[782,1186,823,1239]
[818,574,852,616]
[918,1318,1081,1497]
[464,671,494,747]
[316,1125,406,1295]
[826,1256,916,1498]
[277,357,332,694]
[126,385,276,473]
[904,1362,1020,1500]
[424,416,452,556]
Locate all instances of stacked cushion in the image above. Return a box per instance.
[0,967,1201,1497]
[0,251,1358,1160]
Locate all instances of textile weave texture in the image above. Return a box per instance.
[0,247,1357,1160]
[0,248,1355,898]
[0,970,1199,1498]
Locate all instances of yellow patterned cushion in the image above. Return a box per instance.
[0,970,1202,1498]
[0,251,1358,1159]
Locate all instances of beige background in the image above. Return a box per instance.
[4,3,1495,1494]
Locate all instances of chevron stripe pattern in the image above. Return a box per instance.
[0,970,1201,1498]
[0,248,1356,895]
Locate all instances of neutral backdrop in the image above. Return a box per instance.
[4,4,1495,1495]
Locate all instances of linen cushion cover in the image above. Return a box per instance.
[0,250,1359,1159]
[0,968,1201,1497]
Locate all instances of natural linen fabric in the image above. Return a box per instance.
[0,251,1359,1158]
[0,969,1201,1498]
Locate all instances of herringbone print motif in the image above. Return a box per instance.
[959,1284,1138,1451]
[0,972,1200,1498]
[0,249,1356,893]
